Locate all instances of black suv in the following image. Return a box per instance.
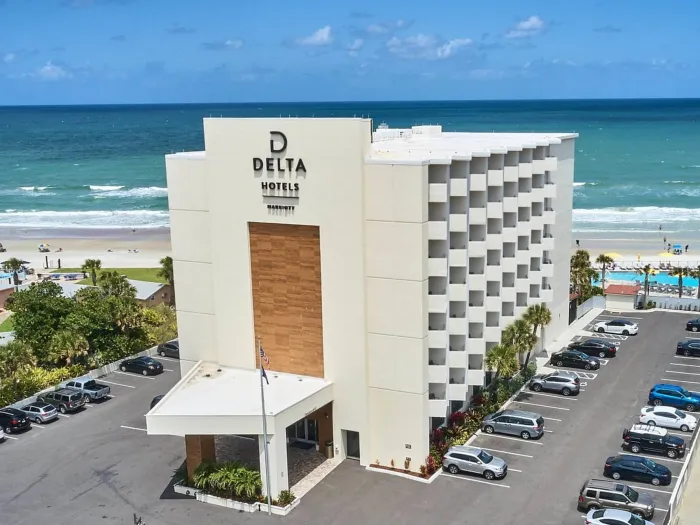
[550,350,601,370]
[157,340,179,359]
[686,318,700,332]
[38,388,86,414]
[0,407,31,434]
[622,425,685,459]
[567,339,618,358]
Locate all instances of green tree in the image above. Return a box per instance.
[81,258,102,286]
[595,254,614,291]
[570,250,599,303]
[158,256,175,306]
[7,280,75,361]
[689,266,700,299]
[485,343,518,383]
[48,330,90,367]
[501,319,537,366]
[636,264,654,304]
[523,304,552,367]
[142,304,178,346]
[0,340,36,378]
[98,270,137,298]
[1,257,25,288]
[670,266,690,298]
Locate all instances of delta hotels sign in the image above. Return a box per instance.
[253,131,306,211]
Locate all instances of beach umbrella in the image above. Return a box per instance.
[604,252,622,259]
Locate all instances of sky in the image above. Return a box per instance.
[0,0,698,105]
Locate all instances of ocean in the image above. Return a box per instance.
[1,99,699,233]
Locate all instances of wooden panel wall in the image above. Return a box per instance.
[248,222,324,378]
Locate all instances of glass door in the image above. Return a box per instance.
[289,418,318,443]
[346,431,360,460]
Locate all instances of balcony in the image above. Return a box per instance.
[529,270,542,284]
[541,287,554,303]
[532,159,546,175]
[519,192,532,207]
[519,163,533,178]
[516,279,530,293]
[469,207,487,225]
[542,261,554,278]
[449,349,468,368]
[485,295,501,312]
[543,210,555,224]
[531,187,544,203]
[428,365,447,384]
[503,228,517,243]
[544,156,558,172]
[530,215,544,231]
[504,166,519,182]
[449,317,468,335]
[450,249,467,268]
[502,258,517,273]
[467,337,486,355]
[429,399,448,418]
[486,234,503,251]
[429,329,447,348]
[450,214,468,232]
[451,178,468,197]
[487,169,504,186]
[467,369,485,386]
[544,183,556,199]
[449,283,468,301]
[517,221,531,236]
[502,287,516,303]
[484,326,502,342]
[503,196,517,212]
[469,241,487,257]
[468,306,486,323]
[428,257,448,277]
[542,235,555,251]
[487,203,503,219]
[429,293,447,313]
[448,383,467,401]
[429,183,448,202]
[485,264,502,281]
[470,173,487,192]
[428,221,448,240]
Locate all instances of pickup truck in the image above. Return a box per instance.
[61,377,111,403]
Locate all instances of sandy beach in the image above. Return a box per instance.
[0,227,171,270]
[572,229,700,264]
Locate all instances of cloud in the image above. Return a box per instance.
[506,16,545,38]
[201,39,244,51]
[346,39,363,57]
[387,34,472,60]
[3,52,15,63]
[16,62,74,81]
[365,19,409,36]
[594,25,622,33]
[166,23,196,35]
[110,34,126,42]
[296,26,333,46]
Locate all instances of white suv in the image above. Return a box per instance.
[639,406,697,432]
[593,319,639,335]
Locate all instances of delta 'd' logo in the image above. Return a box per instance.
[253,131,307,173]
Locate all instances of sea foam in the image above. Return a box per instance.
[92,186,168,199]
[0,209,169,228]
[573,206,700,224]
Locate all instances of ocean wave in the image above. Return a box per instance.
[88,185,124,191]
[681,165,700,169]
[19,186,50,191]
[0,210,169,228]
[92,186,168,199]
[573,182,598,187]
[573,206,700,224]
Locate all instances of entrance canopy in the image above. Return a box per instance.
[147,361,333,437]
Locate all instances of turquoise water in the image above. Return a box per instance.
[0,99,699,230]
[599,271,700,287]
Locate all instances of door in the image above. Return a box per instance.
[462,454,479,474]
[494,416,512,435]
[346,430,360,460]
[290,418,318,443]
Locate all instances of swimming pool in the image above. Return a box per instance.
[595,271,699,287]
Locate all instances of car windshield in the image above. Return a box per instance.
[69,393,82,402]
[625,486,639,502]
[141,358,157,365]
[680,388,691,397]
[674,409,688,418]
[629,514,645,525]
[573,351,587,358]
[477,450,493,464]
[642,457,657,469]
[84,380,97,388]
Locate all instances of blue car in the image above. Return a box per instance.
[649,384,700,412]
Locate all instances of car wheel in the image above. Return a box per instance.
[484,425,494,434]
[681,424,690,432]
[631,444,641,453]
[562,388,571,396]
[160,351,166,357]
[584,363,592,370]
[598,327,605,333]
[612,472,621,480]
[4,426,11,434]
[142,370,148,376]
[632,511,645,518]
[647,420,656,426]
[521,431,531,440]
[685,350,691,357]
[693,326,699,332]
[483,470,495,480]
[59,406,66,414]
[555,360,564,367]
[448,464,459,475]
[588,504,601,511]
[652,477,661,486]
[668,450,678,458]
[599,351,606,358]
[687,404,697,412]
[34,417,42,424]
[623,330,629,335]
[120,365,127,372]
[532,384,543,392]
[653,399,664,406]
[84,395,91,404]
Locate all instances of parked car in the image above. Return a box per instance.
[19,402,58,424]
[585,508,653,525]
[686,318,700,332]
[568,338,618,358]
[442,445,508,480]
[0,407,31,434]
[639,406,697,432]
[62,376,111,403]
[157,340,179,359]
[604,455,672,486]
[579,479,655,518]
[0,427,4,442]
[648,384,700,412]
[481,409,545,440]
[593,319,639,335]
[529,370,580,396]
[37,388,86,414]
[622,424,685,459]
[150,395,164,409]
[676,340,700,357]
[120,356,164,376]
[550,350,601,370]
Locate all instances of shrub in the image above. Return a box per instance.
[277,490,296,507]
[425,454,439,475]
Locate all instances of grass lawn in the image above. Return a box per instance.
[51,267,164,285]
[0,316,14,332]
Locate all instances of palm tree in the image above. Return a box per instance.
[485,343,518,384]
[98,270,137,298]
[523,304,552,366]
[636,264,654,304]
[157,256,175,306]
[689,266,700,299]
[0,340,36,378]
[1,257,25,289]
[595,254,614,291]
[670,266,691,298]
[570,250,598,301]
[81,258,102,286]
[48,330,90,366]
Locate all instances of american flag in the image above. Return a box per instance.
[260,346,270,366]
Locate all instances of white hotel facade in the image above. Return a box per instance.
[147,118,576,496]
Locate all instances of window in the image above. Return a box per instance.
[591,510,606,519]
[66,382,75,387]
[464,455,477,463]
[586,490,597,498]
[477,450,493,463]
[657,412,675,419]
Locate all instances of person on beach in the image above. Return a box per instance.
[686,245,689,253]
[663,236,667,246]
[576,239,580,247]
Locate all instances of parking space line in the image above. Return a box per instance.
[543,430,554,433]
[597,314,643,319]
[100,379,136,389]
[685,337,700,341]
[674,355,700,361]
[31,424,46,428]
[164,369,174,372]
[543,417,562,422]
[477,433,543,445]
[113,371,155,380]
[3,435,18,440]
[441,473,510,488]
[669,362,700,368]
[665,370,700,377]
[509,468,523,473]
[523,391,578,401]
[154,356,179,362]
[477,447,534,458]
[633,453,685,464]
[105,394,115,398]
[58,414,70,418]
[120,425,147,432]
[661,377,700,385]
[627,484,673,494]
[515,401,570,411]
[656,508,669,513]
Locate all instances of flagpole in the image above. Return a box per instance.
[258,338,272,515]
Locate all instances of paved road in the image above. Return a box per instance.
[2,311,697,525]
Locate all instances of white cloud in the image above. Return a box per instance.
[347,38,364,57]
[296,26,333,46]
[3,53,15,63]
[366,19,407,35]
[506,15,545,38]
[202,39,244,50]
[387,34,471,60]
[469,68,506,79]
[37,62,71,80]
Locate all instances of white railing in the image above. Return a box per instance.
[576,295,605,319]
[663,422,700,525]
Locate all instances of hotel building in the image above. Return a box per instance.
[146,118,577,496]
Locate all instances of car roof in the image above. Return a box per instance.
[653,384,687,391]
[447,445,483,455]
[54,388,80,394]
[502,409,540,418]
[630,423,667,436]
[24,402,53,409]
[0,407,25,414]
[547,370,578,378]
[598,509,635,518]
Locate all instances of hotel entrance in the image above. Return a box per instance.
[287,418,318,444]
